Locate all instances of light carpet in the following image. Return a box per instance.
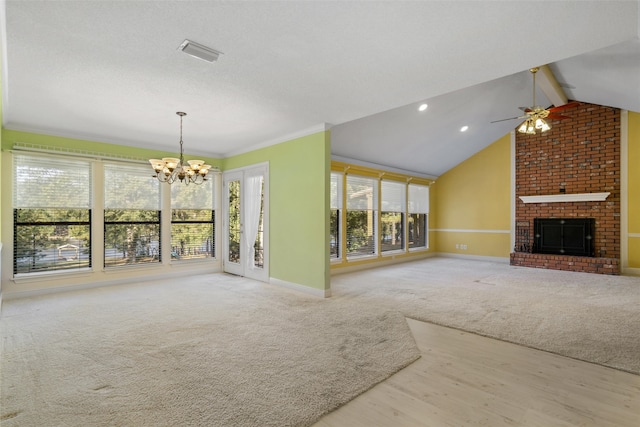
[332,257,640,375]
[0,274,420,426]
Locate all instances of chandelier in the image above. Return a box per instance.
[149,112,213,185]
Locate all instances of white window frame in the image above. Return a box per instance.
[330,172,343,261]
[170,174,217,262]
[12,153,93,276]
[346,174,378,259]
[380,180,406,255]
[408,183,430,251]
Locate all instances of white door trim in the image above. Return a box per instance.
[222,163,269,282]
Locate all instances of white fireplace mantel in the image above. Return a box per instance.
[519,192,610,204]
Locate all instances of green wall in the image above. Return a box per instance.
[1,128,330,293]
[0,48,3,244]
[223,131,331,292]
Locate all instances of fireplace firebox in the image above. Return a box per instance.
[533,218,595,257]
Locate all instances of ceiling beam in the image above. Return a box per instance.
[536,64,569,107]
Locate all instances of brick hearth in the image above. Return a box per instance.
[510,253,619,275]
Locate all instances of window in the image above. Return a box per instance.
[408,184,429,249]
[330,172,342,259]
[346,175,377,258]
[171,176,215,260]
[331,162,431,263]
[104,163,161,267]
[381,180,405,252]
[13,154,92,274]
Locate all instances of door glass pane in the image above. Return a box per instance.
[330,209,340,258]
[253,179,264,268]
[228,180,241,264]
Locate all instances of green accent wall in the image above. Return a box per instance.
[223,131,331,291]
[0,47,4,246]
[432,134,512,258]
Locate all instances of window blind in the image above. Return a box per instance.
[330,172,342,209]
[13,153,92,274]
[170,174,215,260]
[13,154,91,208]
[104,163,160,210]
[104,163,160,267]
[346,175,377,210]
[381,180,406,212]
[408,184,429,213]
[171,175,214,209]
[346,175,377,257]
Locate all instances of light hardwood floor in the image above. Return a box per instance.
[313,318,640,427]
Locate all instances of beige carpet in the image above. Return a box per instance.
[0,274,420,427]
[332,257,640,375]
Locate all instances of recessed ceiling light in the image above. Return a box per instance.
[178,39,222,63]
[460,126,469,132]
[418,103,428,112]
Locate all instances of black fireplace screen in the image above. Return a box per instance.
[533,218,595,257]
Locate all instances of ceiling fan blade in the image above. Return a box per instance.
[548,101,580,112]
[546,113,571,120]
[491,115,526,123]
[519,107,533,113]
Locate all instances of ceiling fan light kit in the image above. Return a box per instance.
[517,67,552,135]
[494,66,578,135]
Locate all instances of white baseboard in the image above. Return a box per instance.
[331,251,437,276]
[435,252,510,264]
[269,277,330,298]
[622,267,640,276]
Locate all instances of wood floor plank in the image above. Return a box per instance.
[313,319,640,427]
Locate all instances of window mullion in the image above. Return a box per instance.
[377,177,382,257]
[93,161,105,271]
[161,181,172,265]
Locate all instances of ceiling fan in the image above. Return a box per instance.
[492,67,579,134]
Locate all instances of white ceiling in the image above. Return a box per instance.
[2,1,639,177]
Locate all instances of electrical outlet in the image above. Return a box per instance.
[455,244,459,249]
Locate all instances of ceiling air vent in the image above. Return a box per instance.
[178,39,222,63]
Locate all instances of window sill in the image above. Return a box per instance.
[102,263,164,274]
[381,249,406,256]
[13,267,94,283]
[346,254,377,261]
[170,257,217,266]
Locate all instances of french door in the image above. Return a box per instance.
[222,164,268,282]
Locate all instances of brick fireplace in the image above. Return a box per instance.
[510,102,620,274]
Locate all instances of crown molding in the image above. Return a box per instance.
[223,123,332,158]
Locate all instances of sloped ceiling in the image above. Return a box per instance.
[2,1,639,177]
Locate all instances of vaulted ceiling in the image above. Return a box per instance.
[2,1,639,177]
